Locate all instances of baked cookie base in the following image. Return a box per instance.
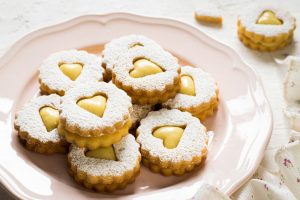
[58,119,131,150]
[237,20,295,51]
[68,158,141,192]
[112,72,180,105]
[18,131,68,154]
[141,147,207,176]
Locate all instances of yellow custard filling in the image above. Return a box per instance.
[179,75,195,96]
[257,10,282,25]
[59,63,83,81]
[39,106,59,132]
[153,126,184,149]
[86,146,117,160]
[130,59,163,78]
[77,95,107,117]
[58,120,131,150]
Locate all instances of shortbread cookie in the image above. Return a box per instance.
[68,134,141,192]
[136,109,208,176]
[163,66,218,121]
[112,47,180,105]
[59,82,132,149]
[14,94,67,154]
[39,50,104,95]
[238,6,296,51]
[194,8,222,25]
[102,34,163,80]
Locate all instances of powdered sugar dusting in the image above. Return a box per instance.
[60,82,132,136]
[131,104,152,127]
[14,94,63,143]
[102,34,163,75]
[113,47,179,91]
[136,109,207,163]
[39,50,104,94]
[239,6,296,37]
[68,134,140,176]
[163,66,218,108]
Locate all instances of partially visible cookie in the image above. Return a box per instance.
[237,6,296,51]
[14,94,68,154]
[163,66,219,121]
[68,134,141,192]
[102,34,163,80]
[39,50,104,95]
[136,109,208,176]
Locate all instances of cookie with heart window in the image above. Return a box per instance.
[237,6,296,51]
[112,47,180,105]
[136,109,208,176]
[102,34,163,81]
[58,82,132,150]
[163,66,219,121]
[39,50,104,95]
[68,134,141,192]
[14,94,68,154]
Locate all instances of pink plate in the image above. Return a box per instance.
[0,13,272,200]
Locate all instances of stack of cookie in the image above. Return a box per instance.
[15,34,220,193]
[238,6,296,51]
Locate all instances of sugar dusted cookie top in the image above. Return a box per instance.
[112,47,180,92]
[163,66,218,109]
[136,109,208,163]
[60,82,132,137]
[15,94,63,143]
[102,34,163,77]
[68,134,140,177]
[238,6,296,37]
[39,50,104,95]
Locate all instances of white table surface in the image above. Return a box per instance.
[0,0,299,199]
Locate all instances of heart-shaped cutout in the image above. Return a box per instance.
[153,126,184,149]
[39,106,59,132]
[130,59,163,78]
[59,63,83,81]
[256,10,282,25]
[179,75,196,96]
[86,146,117,160]
[77,95,107,117]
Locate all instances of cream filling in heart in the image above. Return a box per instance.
[153,126,184,149]
[256,10,282,25]
[77,95,107,117]
[39,106,59,132]
[179,75,196,96]
[59,63,83,81]
[129,59,163,78]
[85,146,117,160]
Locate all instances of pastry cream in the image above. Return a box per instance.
[77,95,107,117]
[39,106,59,132]
[130,59,163,78]
[86,146,117,160]
[59,63,83,81]
[179,75,195,96]
[153,126,184,149]
[257,10,282,25]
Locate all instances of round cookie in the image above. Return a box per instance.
[59,82,132,150]
[102,34,163,80]
[237,6,296,51]
[68,134,141,192]
[39,50,104,95]
[112,47,180,105]
[163,66,219,120]
[136,109,208,176]
[14,94,67,154]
